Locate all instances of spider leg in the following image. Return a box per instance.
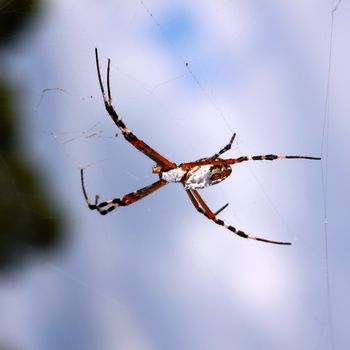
[211,133,236,160]
[186,189,291,245]
[184,187,229,217]
[180,154,320,170]
[95,48,176,170]
[214,202,229,216]
[81,168,168,215]
[233,154,321,163]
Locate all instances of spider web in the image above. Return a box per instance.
[317,1,342,349]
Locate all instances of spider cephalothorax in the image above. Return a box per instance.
[81,49,321,245]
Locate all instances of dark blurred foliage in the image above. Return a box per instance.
[0,0,41,46]
[0,0,63,271]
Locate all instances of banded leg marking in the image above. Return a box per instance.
[95,48,176,170]
[81,168,168,215]
[187,189,291,245]
[211,133,236,160]
[179,154,320,170]
[235,154,321,163]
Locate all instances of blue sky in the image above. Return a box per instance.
[1,1,349,349]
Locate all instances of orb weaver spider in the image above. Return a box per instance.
[81,48,320,245]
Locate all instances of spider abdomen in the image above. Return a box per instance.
[183,164,232,190]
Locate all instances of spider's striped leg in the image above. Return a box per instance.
[81,168,168,215]
[94,48,176,171]
[211,133,236,160]
[234,154,321,164]
[180,154,320,170]
[185,189,229,218]
[187,189,291,245]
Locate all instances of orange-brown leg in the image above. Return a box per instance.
[180,154,320,170]
[187,189,291,245]
[95,48,176,170]
[81,168,168,215]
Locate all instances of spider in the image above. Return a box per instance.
[81,48,321,245]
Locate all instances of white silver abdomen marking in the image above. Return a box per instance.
[160,168,186,183]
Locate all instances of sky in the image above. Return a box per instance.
[1,0,350,349]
